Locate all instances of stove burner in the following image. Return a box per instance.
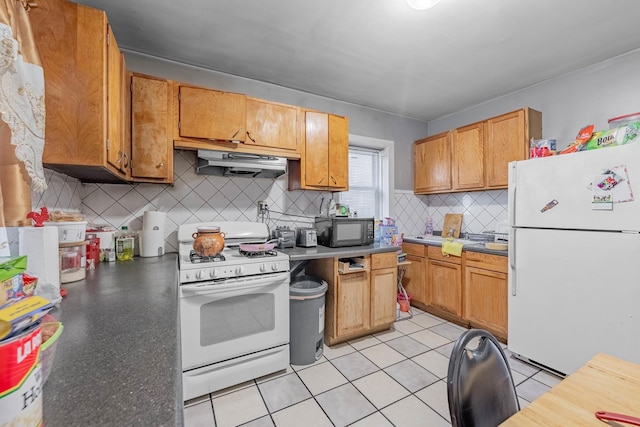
[239,249,278,258]
[189,250,226,264]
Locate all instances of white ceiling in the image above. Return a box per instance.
[73,0,640,122]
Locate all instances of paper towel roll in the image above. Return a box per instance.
[138,230,165,258]
[19,226,60,290]
[143,211,166,232]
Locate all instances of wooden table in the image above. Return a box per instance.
[501,353,640,426]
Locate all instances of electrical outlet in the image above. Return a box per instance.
[257,201,267,213]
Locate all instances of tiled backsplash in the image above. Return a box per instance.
[33,151,508,251]
[394,190,508,237]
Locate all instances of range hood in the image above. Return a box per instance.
[196,150,287,178]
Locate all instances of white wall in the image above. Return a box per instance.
[428,49,640,151]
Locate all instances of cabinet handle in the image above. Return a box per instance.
[246,131,256,143]
[230,128,242,139]
[116,151,123,165]
[123,153,130,169]
[156,162,164,169]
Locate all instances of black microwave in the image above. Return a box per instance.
[314,217,375,248]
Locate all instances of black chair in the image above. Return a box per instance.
[447,329,520,427]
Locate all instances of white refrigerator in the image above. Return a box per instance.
[508,142,640,376]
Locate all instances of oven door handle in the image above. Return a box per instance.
[180,274,287,295]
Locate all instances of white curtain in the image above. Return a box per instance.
[0,0,46,226]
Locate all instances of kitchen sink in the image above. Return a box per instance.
[405,235,483,246]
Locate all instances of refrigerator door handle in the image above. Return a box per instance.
[509,228,516,296]
[508,162,516,227]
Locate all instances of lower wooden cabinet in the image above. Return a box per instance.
[401,243,508,341]
[335,269,370,337]
[370,253,399,327]
[306,252,397,346]
[464,251,508,341]
[426,246,462,317]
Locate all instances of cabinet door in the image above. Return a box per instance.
[452,122,484,190]
[106,24,126,174]
[33,1,128,181]
[402,253,427,305]
[328,114,349,190]
[485,109,526,188]
[464,266,508,338]
[427,259,462,316]
[179,86,246,141]
[336,271,370,337]
[371,267,397,327]
[130,75,173,182]
[304,112,330,187]
[245,98,298,151]
[414,132,451,193]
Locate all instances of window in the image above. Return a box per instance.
[340,135,394,220]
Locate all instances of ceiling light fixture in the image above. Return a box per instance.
[406,0,441,10]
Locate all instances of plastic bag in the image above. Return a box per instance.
[34,281,62,306]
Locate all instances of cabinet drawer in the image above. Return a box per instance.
[427,245,462,264]
[371,252,397,270]
[403,243,427,257]
[338,256,370,274]
[465,251,507,273]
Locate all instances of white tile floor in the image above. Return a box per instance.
[184,308,563,427]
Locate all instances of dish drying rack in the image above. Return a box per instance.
[479,230,509,243]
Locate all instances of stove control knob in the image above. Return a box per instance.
[209,269,216,278]
[271,263,279,271]
[235,266,244,275]
[260,263,267,273]
[196,270,205,280]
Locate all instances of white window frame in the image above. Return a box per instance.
[341,134,395,219]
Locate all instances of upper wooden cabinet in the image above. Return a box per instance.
[452,122,484,190]
[414,132,452,193]
[178,85,246,142]
[245,98,298,152]
[288,111,349,191]
[485,108,542,187]
[130,74,174,183]
[106,26,127,176]
[414,107,541,194]
[172,84,303,159]
[31,0,129,182]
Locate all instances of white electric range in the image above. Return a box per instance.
[177,221,290,401]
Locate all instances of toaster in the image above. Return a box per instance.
[272,227,295,249]
[296,227,317,247]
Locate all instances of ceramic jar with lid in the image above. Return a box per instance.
[192,226,226,256]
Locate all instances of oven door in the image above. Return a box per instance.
[180,271,289,371]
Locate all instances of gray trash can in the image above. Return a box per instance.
[289,275,328,365]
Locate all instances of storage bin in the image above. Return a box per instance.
[289,276,328,365]
[59,242,86,283]
[45,221,87,243]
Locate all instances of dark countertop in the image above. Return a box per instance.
[43,254,182,427]
[280,243,400,261]
[403,237,508,256]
